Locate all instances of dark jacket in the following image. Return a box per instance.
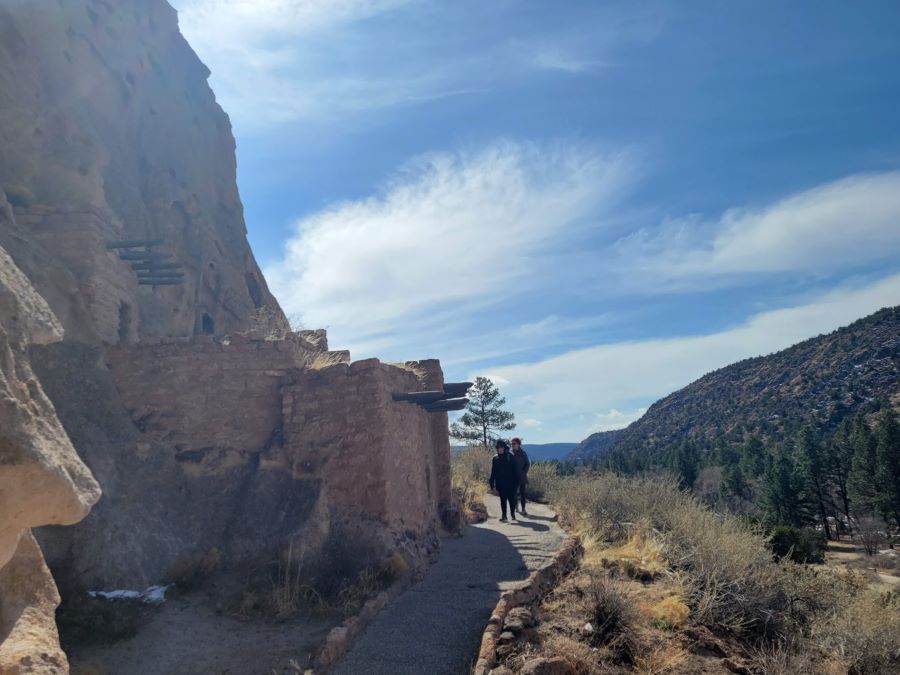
[512,448,530,484]
[489,452,518,494]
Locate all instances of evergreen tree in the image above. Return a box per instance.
[740,435,767,477]
[848,416,881,517]
[795,426,834,539]
[829,419,855,522]
[762,444,815,527]
[449,376,515,447]
[669,440,700,489]
[874,408,900,529]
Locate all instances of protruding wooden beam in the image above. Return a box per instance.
[423,398,469,412]
[392,390,450,404]
[442,382,473,397]
[138,279,183,286]
[106,239,164,249]
[119,250,173,261]
[137,271,184,279]
[131,262,182,271]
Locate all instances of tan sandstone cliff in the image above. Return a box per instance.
[0,0,455,616]
[0,243,100,674]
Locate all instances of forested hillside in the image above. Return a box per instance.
[583,306,899,466]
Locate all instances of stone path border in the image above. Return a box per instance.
[313,572,416,671]
[473,536,583,675]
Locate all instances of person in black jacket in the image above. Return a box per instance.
[489,439,518,522]
[510,437,530,516]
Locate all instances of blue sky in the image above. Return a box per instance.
[170,0,900,442]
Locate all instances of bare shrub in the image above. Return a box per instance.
[524,461,558,502]
[854,515,887,556]
[583,576,637,662]
[549,473,791,639]
[811,588,900,674]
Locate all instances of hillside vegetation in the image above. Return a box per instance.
[577,307,900,467]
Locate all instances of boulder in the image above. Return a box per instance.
[0,246,100,672]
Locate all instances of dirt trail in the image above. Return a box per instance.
[332,498,567,675]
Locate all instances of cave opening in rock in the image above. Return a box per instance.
[245,271,263,308]
[118,302,132,343]
[201,313,214,335]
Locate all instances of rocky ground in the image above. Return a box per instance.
[332,499,567,675]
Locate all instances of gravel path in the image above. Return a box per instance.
[332,497,567,675]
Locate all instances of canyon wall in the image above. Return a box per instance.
[0,244,100,674]
[0,0,456,612]
[0,0,285,343]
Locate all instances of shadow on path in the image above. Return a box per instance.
[333,500,566,675]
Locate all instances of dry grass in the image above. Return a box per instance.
[451,445,491,523]
[648,596,690,631]
[308,351,350,370]
[542,472,900,671]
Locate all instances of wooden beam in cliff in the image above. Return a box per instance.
[107,239,185,286]
[118,250,173,261]
[106,239,165,249]
[130,262,182,271]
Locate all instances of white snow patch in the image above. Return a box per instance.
[88,584,170,605]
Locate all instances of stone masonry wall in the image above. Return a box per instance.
[279,358,453,561]
[106,332,328,453]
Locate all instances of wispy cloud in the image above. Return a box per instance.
[532,49,608,74]
[265,140,633,348]
[488,272,900,441]
[617,172,900,288]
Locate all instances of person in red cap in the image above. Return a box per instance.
[510,437,530,516]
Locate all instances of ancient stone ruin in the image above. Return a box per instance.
[0,0,460,669]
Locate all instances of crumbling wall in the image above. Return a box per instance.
[0,245,100,673]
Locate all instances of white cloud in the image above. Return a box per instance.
[619,172,900,287]
[593,408,646,432]
[522,418,543,429]
[489,272,900,441]
[265,140,633,344]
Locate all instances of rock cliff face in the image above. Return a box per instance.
[0,0,284,343]
[0,244,100,673]
[0,0,454,618]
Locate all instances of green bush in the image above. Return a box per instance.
[769,525,826,564]
[525,461,558,502]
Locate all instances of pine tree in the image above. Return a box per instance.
[762,444,814,527]
[874,408,900,529]
[740,435,767,477]
[449,376,515,447]
[829,419,855,522]
[795,426,834,539]
[848,415,881,517]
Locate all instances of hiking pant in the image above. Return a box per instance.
[516,483,527,512]
[499,492,517,519]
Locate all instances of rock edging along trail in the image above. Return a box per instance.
[330,499,568,675]
[473,535,582,675]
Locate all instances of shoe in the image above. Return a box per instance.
[499,517,508,522]
[521,510,528,516]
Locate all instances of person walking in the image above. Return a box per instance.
[489,439,518,522]
[510,437,530,516]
